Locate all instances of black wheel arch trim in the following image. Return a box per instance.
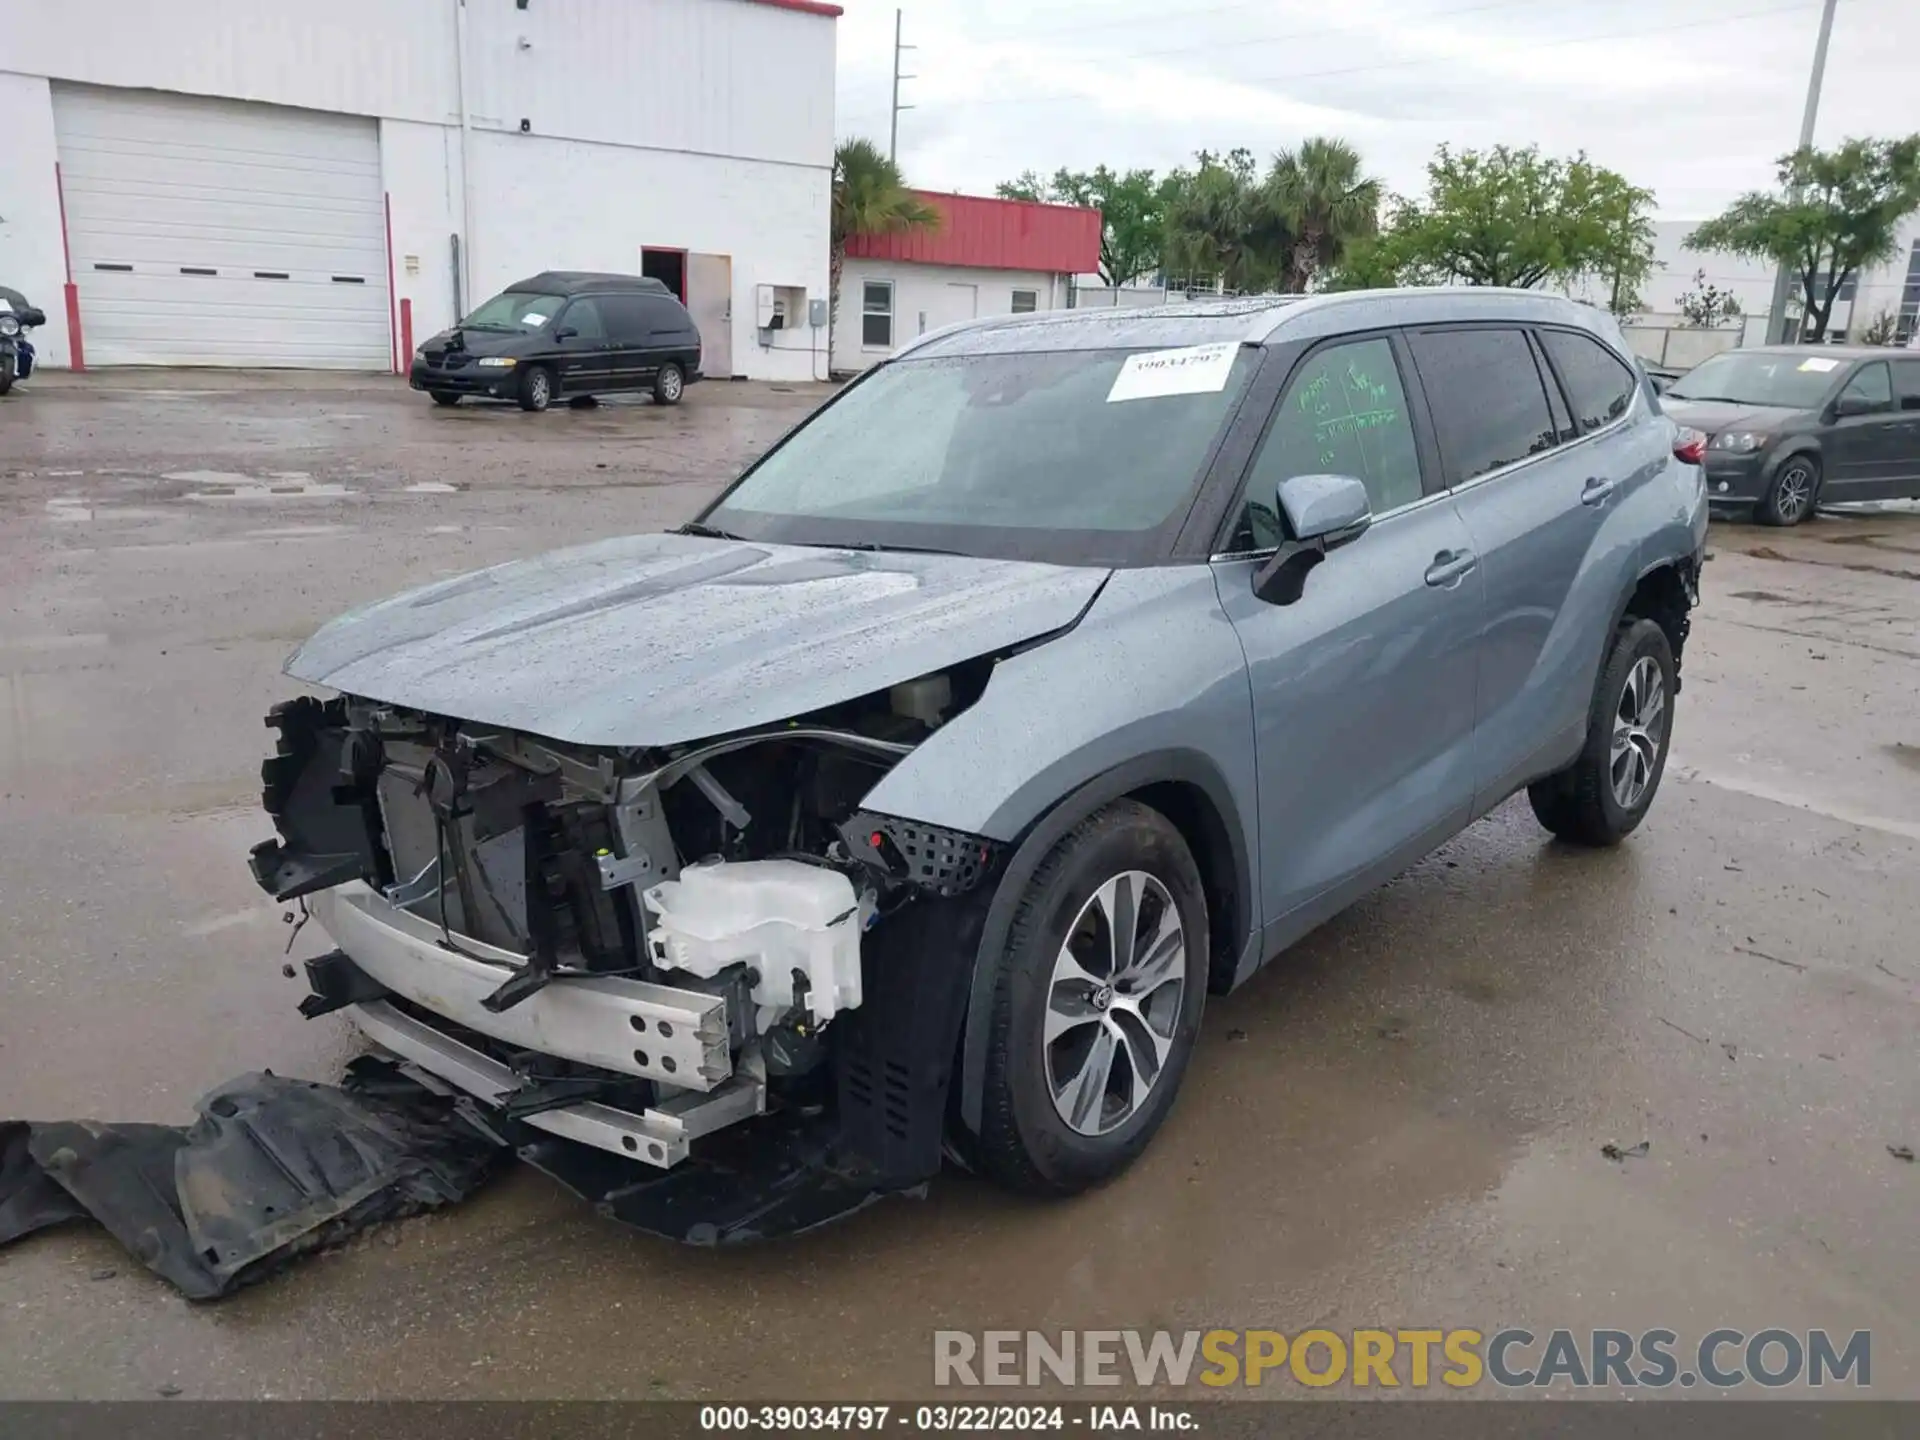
[951,747,1254,1137]
[1602,549,1699,695]
[1765,440,1822,481]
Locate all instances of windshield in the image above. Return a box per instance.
[703,345,1257,566]
[462,290,564,332]
[1666,351,1843,409]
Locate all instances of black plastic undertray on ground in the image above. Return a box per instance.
[0,1058,903,1299]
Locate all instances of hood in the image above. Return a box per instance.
[286,533,1110,747]
[421,325,546,357]
[1661,398,1805,434]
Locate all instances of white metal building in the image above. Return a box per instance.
[0,0,839,380]
[833,191,1102,374]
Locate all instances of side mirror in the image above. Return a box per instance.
[1252,474,1374,606]
[1832,393,1874,418]
[555,326,579,341]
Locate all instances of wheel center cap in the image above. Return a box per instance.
[1090,984,1114,1011]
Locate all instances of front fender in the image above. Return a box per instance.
[856,566,1262,1138]
[861,567,1258,852]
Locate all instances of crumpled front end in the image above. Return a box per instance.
[249,673,1003,1238]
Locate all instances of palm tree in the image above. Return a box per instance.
[1161,149,1287,294]
[831,139,940,353]
[1266,138,1382,293]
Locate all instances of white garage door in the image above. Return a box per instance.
[53,85,391,369]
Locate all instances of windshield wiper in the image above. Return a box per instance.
[1670,394,1742,404]
[677,521,748,541]
[812,539,968,558]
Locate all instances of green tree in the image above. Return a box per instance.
[1264,137,1382,293]
[1161,149,1289,294]
[832,138,940,352]
[1674,268,1743,329]
[1685,136,1920,342]
[994,171,1048,203]
[1354,145,1655,295]
[994,166,1169,287]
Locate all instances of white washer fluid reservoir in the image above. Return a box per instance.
[642,859,863,1021]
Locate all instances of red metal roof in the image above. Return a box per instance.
[844,190,1102,275]
[740,0,842,17]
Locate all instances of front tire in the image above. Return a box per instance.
[0,353,15,396]
[1528,617,1675,846]
[516,365,554,412]
[976,800,1208,1197]
[653,362,685,405]
[1758,455,1818,526]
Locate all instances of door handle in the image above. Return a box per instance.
[1581,475,1617,506]
[1424,549,1478,587]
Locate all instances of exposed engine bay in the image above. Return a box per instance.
[247,661,1004,1233]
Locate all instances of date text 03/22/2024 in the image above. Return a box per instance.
[698,1405,1191,1431]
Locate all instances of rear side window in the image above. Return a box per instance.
[599,293,650,341]
[1408,327,1558,485]
[1894,360,1920,412]
[1539,329,1637,434]
[646,295,692,336]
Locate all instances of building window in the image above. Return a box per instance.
[1897,239,1920,344]
[1011,289,1038,314]
[1811,272,1859,303]
[861,282,893,348]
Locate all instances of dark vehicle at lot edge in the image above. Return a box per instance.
[0,285,46,396]
[1663,345,1920,525]
[253,288,1706,1238]
[410,271,702,412]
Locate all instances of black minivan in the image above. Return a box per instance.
[410,271,703,411]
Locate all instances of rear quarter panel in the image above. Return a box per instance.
[1480,406,1706,809]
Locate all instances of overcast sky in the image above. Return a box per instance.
[831,0,1916,220]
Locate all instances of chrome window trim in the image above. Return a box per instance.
[1444,381,1639,501]
[1208,371,1641,563]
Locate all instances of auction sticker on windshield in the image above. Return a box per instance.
[1798,357,1839,372]
[1107,342,1240,402]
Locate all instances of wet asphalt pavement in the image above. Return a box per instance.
[0,373,1915,1401]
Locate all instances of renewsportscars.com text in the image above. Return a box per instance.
[933,1328,1872,1390]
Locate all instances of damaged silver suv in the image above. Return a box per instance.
[252,289,1707,1237]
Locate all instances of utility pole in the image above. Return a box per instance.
[890,9,915,164]
[1765,0,1840,343]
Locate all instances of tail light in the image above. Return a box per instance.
[1672,427,1706,465]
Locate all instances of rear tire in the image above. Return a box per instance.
[976,800,1208,1197]
[1528,618,1675,846]
[653,362,685,405]
[516,365,554,412]
[1758,455,1818,526]
[429,390,460,407]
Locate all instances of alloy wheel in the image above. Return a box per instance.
[1043,871,1187,1137]
[660,367,683,402]
[1610,654,1666,811]
[1774,463,1813,523]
